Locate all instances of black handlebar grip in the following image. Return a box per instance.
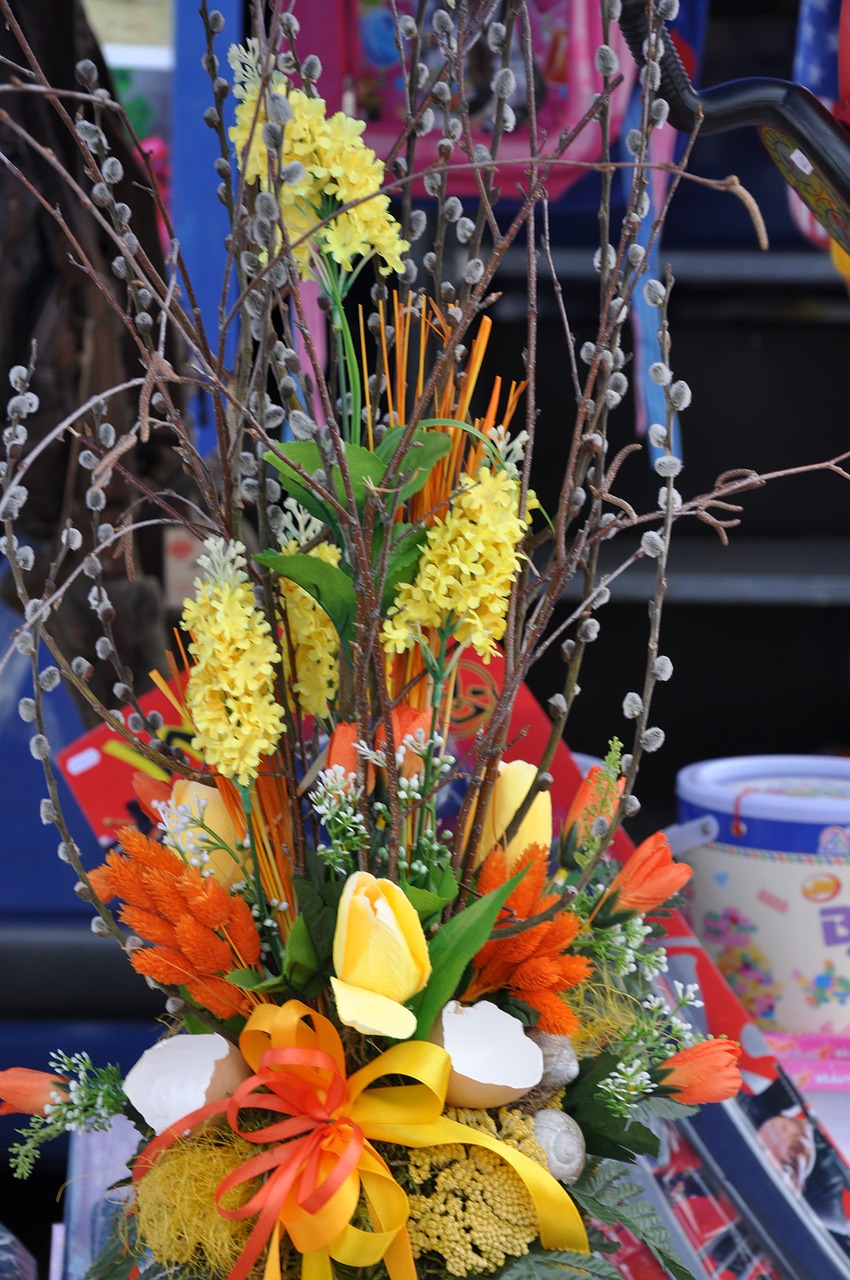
[617,0,701,133]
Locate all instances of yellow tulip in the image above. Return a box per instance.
[475,760,552,868]
[168,780,246,888]
[330,872,431,1040]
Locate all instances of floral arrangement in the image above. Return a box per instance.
[7,0,824,1276]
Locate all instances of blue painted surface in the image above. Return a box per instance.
[171,0,243,457]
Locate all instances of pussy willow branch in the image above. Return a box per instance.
[502,2,543,682]
[452,425,850,891]
[25,640,126,947]
[384,79,625,503]
[0,104,215,493]
[0,380,144,523]
[0,58,211,374]
[457,59,635,881]
[615,276,679,815]
[517,0,541,526]
[523,58,706,779]
[457,0,522,299]
[0,124,153,356]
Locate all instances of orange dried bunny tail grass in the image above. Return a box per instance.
[175,917,235,976]
[526,989,582,1038]
[115,827,186,876]
[225,895,262,968]
[465,843,590,1032]
[119,904,180,949]
[93,819,265,1022]
[182,876,232,930]
[86,863,118,905]
[130,950,251,1021]
[131,946,198,987]
[183,974,252,1021]
[145,868,194,923]
[93,850,155,909]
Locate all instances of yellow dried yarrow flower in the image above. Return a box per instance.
[406,1106,548,1276]
[183,538,284,787]
[227,44,407,276]
[279,539,341,719]
[383,466,534,661]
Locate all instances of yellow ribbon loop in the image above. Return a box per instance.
[138,999,588,1280]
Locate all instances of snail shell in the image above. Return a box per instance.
[528,1029,580,1089]
[533,1109,586,1184]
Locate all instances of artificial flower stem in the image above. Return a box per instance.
[237,782,265,919]
[325,255,361,445]
[414,623,452,850]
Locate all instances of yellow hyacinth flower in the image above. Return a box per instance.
[182,539,284,787]
[278,540,341,719]
[383,466,533,661]
[228,43,407,277]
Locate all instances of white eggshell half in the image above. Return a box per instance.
[433,1000,543,1108]
[123,1034,252,1134]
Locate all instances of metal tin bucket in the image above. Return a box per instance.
[676,755,850,1033]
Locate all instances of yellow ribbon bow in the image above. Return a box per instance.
[137,1000,588,1280]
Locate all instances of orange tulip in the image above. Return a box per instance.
[375,705,431,779]
[132,771,172,824]
[326,721,360,776]
[604,831,691,915]
[564,766,624,846]
[328,707,431,789]
[0,1067,68,1117]
[659,1039,742,1105]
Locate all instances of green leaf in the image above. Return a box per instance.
[292,875,345,969]
[282,912,323,995]
[224,967,288,995]
[380,525,426,615]
[492,1249,623,1279]
[180,1007,244,1039]
[401,881,457,920]
[638,1096,700,1123]
[410,866,527,1040]
[84,1213,146,1280]
[561,1054,659,1161]
[374,427,453,501]
[497,994,540,1028]
[256,550,357,656]
[433,862,461,901]
[262,446,340,534]
[265,440,387,515]
[572,1163,697,1280]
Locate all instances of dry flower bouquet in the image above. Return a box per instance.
[2,0,844,1277]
